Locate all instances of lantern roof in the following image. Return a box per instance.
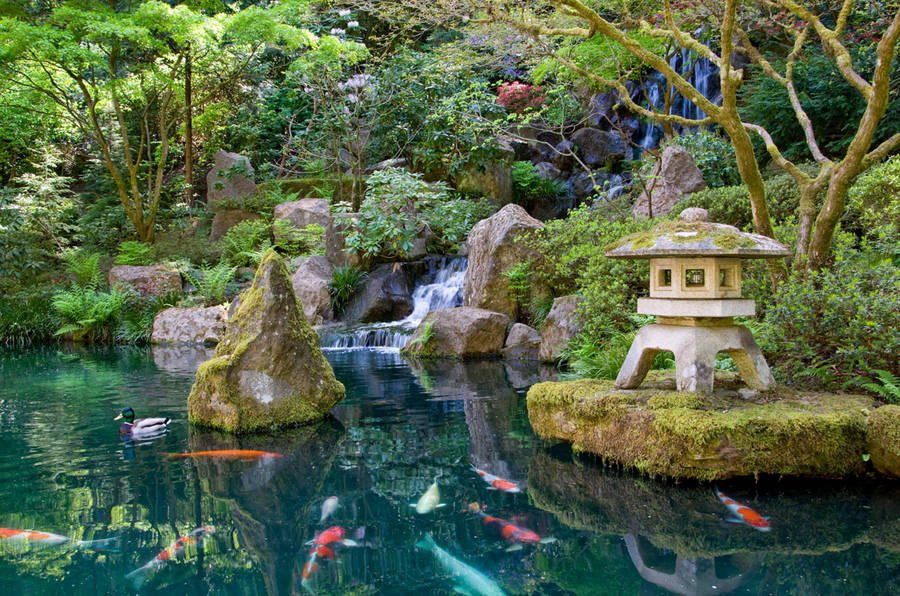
[604,208,791,259]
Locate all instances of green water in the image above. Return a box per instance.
[0,346,898,595]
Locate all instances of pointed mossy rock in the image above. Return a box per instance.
[188,250,344,433]
[526,371,875,480]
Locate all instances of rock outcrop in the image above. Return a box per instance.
[207,150,255,210]
[272,198,332,234]
[462,204,544,318]
[401,307,510,359]
[867,405,900,478]
[210,209,262,242]
[633,146,707,217]
[188,251,344,433]
[456,163,513,204]
[108,265,182,297]
[570,128,626,167]
[151,306,228,345]
[539,295,581,362]
[290,255,333,325]
[343,263,414,323]
[502,323,541,360]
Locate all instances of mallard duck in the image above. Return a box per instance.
[115,407,170,437]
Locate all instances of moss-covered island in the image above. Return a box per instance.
[527,371,900,480]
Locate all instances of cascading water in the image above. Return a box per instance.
[319,257,467,350]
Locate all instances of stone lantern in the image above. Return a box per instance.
[604,208,790,393]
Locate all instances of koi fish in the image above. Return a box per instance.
[715,486,771,532]
[164,450,283,460]
[472,466,521,493]
[466,503,555,551]
[125,526,215,589]
[416,533,506,596]
[301,526,364,593]
[320,496,339,524]
[0,527,119,554]
[411,481,446,514]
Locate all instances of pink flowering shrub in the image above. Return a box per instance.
[496,82,545,113]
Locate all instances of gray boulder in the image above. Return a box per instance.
[273,198,332,236]
[151,306,228,345]
[210,209,262,242]
[463,204,544,318]
[207,150,255,209]
[633,146,707,217]
[570,128,626,167]
[343,263,414,323]
[535,161,563,182]
[290,255,333,325]
[109,265,182,297]
[401,307,510,359]
[540,295,582,362]
[502,323,541,360]
[326,212,361,268]
[187,250,345,433]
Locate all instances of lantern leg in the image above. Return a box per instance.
[615,326,661,389]
[672,339,717,394]
[725,327,777,390]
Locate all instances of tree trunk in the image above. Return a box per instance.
[184,45,194,206]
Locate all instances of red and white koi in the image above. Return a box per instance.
[301,526,363,593]
[715,486,771,532]
[165,450,282,460]
[467,503,555,551]
[0,527,118,554]
[125,526,215,589]
[472,466,521,493]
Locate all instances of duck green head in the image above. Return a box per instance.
[115,407,135,424]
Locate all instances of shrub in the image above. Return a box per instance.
[51,286,128,343]
[114,241,155,266]
[154,227,223,266]
[220,219,272,267]
[763,254,900,389]
[179,263,235,306]
[561,327,674,379]
[217,184,300,218]
[511,161,563,207]
[421,197,496,253]
[0,290,56,346]
[61,249,103,288]
[343,168,450,260]
[496,81,545,113]
[845,154,900,236]
[117,291,180,344]
[272,220,326,259]
[329,266,366,316]
[502,261,532,321]
[527,203,653,341]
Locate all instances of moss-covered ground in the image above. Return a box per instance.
[526,370,893,480]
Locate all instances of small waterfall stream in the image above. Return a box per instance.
[319,257,467,350]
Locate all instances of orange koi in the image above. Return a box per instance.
[715,486,771,532]
[472,466,521,493]
[0,527,118,554]
[467,503,554,551]
[300,526,362,593]
[165,450,283,460]
[125,526,215,589]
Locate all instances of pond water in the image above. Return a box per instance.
[0,346,898,595]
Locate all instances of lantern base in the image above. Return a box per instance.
[615,323,775,393]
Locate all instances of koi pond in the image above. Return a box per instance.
[1,346,898,595]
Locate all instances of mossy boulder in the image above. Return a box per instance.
[401,307,509,359]
[527,371,874,480]
[188,250,344,433]
[866,405,900,477]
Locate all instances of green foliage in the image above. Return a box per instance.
[763,254,900,389]
[116,292,180,344]
[344,168,450,260]
[740,49,900,161]
[534,32,666,88]
[420,197,496,253]
[329,266,366,316]
[511,161,563,207]
[561,326,674,380]
[220,220,272,267]
[0,290,56,346]
[114,241,155,266]
[179,263,235,306]
[61,249,103,289]
[650,131,742,189]
[674,170,817,229]
[272,220,326,259]
[51,286,128,343]
[154,227,223,266]
[217,184,300,218]
[845,154,900,236]
[528,203,653,341]
[407,321,434,349]
[862,370,900,404]
[502,261,531,318]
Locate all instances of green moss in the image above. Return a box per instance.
[866,405,900,477]
[604,221,757,253]
[527,373,876,480]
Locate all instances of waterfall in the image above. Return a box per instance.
[636,47,723,153]
[320,257,467,351]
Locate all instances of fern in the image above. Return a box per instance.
[61,249,103,288]
[329,266,366,316]
[51,286,128,342]
[862,369,900,404]
[114,241,155,265]
[408,321,434,349]
[180,262,235,305]
[220,219,271,267]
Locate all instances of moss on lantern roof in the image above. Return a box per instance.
[605,208,791,259]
